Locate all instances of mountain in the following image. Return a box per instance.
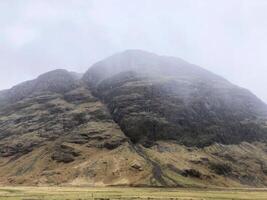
[0,69,78,105]
[0,50,266,187]
[83,50,267,147]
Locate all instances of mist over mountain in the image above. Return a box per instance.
[84,50,267,146]
[0,50,266,187]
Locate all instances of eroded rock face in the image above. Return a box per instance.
[51,144,80,163]
[83,50,267,147]
[0,142,39,157]
[0,70,127,162]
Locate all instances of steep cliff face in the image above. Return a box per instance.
[0,50,266,187]
[83,50,267,147]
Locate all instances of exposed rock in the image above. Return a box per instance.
[51,144,80,163]
[103,138,127,150]
[209,163,232,176]
[181,169,202,178]
[0,142,40,157]
[131,162,143,171]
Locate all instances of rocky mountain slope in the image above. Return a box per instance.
[0,50,267,187]
[83,50,267,147]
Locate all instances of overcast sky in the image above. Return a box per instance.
[1,0,267,102]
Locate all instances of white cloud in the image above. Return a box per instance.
[3,25,37,48]
[0,0,267,102]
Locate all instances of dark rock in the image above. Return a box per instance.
[51,144,80,163]
[103,139,126,150]
[83,50,267,147]
[209,163,232,175]
[131,162,143,171]
[0,142,39,157]
[181,169,202,178]
[51,152,75,163]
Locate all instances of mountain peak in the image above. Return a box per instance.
[37,69,70,78]
[119,49,158,57]
[0,69,78,104]
[83,50,225,88]
[82,50,267,146]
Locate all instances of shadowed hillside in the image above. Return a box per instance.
[83,50,267,147]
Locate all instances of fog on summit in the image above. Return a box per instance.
[0,0,267,103]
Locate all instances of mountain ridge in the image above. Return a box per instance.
[0,50,266,187]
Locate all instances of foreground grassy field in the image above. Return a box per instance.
[0,187,266,200]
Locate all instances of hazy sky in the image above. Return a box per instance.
[1,0,267,102]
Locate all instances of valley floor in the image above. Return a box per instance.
[0,187,266,200]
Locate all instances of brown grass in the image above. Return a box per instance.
[0,186,267,200]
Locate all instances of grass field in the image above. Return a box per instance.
[0,187,266,200]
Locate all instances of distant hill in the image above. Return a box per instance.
[0,50,266,187]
